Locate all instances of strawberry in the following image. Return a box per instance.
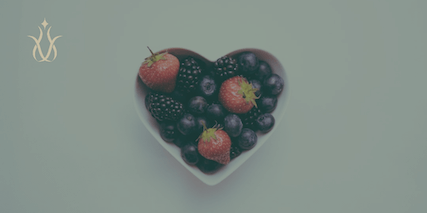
[138,47,179,93]
[218,76,259,114]
[198,124,232,165]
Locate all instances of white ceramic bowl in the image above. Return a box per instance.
[134,48,288,186]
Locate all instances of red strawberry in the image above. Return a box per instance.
[138,47,179,93]
[218,76,259,114]
[198,125,232,165]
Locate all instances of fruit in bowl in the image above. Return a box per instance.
[138,47,180,93]
[135,47,287,185]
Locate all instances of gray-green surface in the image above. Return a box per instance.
[1,0,426,212]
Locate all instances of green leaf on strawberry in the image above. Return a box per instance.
[197,123,232,165]
[237,78,260,107]
[198,123,221,143]
[219,76,260,114]
[142,46,167,67]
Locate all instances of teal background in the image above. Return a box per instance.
[1,0,426,212]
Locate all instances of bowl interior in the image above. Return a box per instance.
[134,48,288,185]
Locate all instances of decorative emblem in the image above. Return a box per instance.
[28,18,62,62]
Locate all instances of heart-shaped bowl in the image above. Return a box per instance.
[134,48,289,186]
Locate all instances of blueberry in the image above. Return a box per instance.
[173,135,189,148]
[258,96,277,113]
[249,79,262,97]
[195,116,214,135]
[237,128,257,150]
[206,103,227,123]
[224,114,243,138]
[255,113,275,133]
[181,143,200,165]
[188,96,208,115]
[238,52,259,76]
[254,61,272,82]
[197,75,218,101]
[263,74,284,95]
[159,121,179,142]
[196,157,223,174]
[177,113,197,136]
[230,146,242,160]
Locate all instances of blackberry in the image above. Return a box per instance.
[147,92,184,122]
[176,57,202,94]
[230,146,242,160]
[213,56,239,82]
[240,107,262,130]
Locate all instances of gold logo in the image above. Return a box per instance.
[28,18,62,62]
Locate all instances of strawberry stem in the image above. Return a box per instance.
[142,47,168,68]
[202,122,207,131]
[147,46,154,56]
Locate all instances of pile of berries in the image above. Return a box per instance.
[139,48,284,174]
